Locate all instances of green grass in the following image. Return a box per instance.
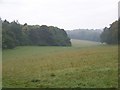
[2,40,118,88]
[71,39,101,47]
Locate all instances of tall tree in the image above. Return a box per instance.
[100,21,118,44]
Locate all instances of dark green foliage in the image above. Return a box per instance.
[2,20,71,49]
[28,25,52,46]
[118,19,120,44]
[2,20,16,49]
[49,26,71,46]
[100,21,118,44]
[0,18,2,48]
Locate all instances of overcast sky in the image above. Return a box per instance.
[0,0,119,30]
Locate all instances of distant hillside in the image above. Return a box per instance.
[67,29,102,42]
[71,39,100,47]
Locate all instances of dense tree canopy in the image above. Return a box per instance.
[2,20,71,49]
[100,20,118,44]
[118,19,120,44]
[0,18,2,49]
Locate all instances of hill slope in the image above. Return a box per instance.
[71,39,101,47]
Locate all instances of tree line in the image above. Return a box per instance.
[2,19,71,49]
[0,19,2,49]
[66,29,102,42]
[67,20,119,44]
[100,20,119,44]
[1,18,119,49]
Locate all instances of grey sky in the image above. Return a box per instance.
[0,0,119,30]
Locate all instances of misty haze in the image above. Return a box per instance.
[0,0,119,88]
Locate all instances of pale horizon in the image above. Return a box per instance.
[0,0,119,30]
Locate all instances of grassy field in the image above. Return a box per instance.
[2,39,118,88]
